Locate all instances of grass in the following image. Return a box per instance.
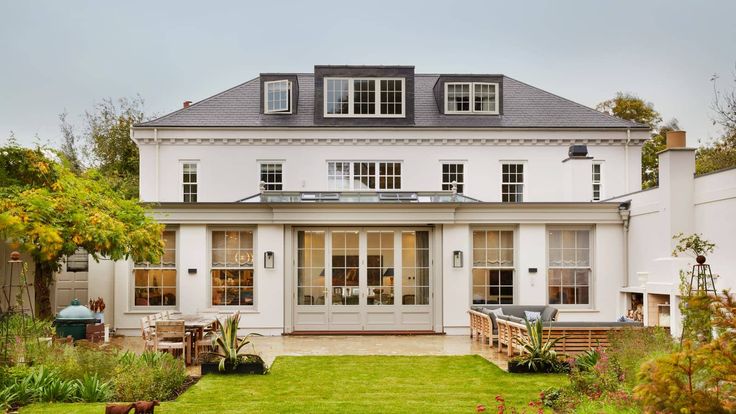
[20,355,566,413]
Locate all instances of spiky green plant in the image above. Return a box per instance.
[207,311,262,372]
[512,319,565,372]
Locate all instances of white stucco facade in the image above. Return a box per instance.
[40,67,733,338]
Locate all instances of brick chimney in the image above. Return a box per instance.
[183,100,192,108]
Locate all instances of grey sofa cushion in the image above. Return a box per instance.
[541,306,558,322]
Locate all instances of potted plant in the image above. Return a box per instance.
[200,311,266,375]
[508,319,566,373]
[89,297,106,324]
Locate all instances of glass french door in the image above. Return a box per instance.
[293,228,432,331]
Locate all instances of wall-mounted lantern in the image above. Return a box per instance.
[264,251,275,269]
[452,251,463,268]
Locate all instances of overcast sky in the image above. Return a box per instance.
[1,0,735,147]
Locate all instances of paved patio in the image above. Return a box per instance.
[112,334,508,374]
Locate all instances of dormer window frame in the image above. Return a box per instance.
[264,79,293,114]
[323,77,406,118]
[444,82,499,115]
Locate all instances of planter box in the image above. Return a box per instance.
[201,360,266,375]
[507,359,564,374]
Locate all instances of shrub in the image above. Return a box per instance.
[635,291,736,413]
[114,351,187,401]
[38,341,120,382]
[606,326,673,389]
[76,374,113,402]
[510,319,566,373]
[37,376,78,403]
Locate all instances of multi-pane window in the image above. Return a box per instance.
[260,163,283,190]
[379,162,401,190]
[182,162,198,202]
[353,162,376,190]
[445,82,499,114]
[474,83,497,112]
[501,163,524,202]
[264,80,291,113]
[327,161,402,190]
[592,163,602,201]
[380,79,403,115]
[402,231,430,305]
[548,230,591,305]
[441,163,464,193]
[327,162,351,190]
[297,230,326,305]
[324,78,405,117]
[472,230,514,304]
[367,231,394,305]
[326,79,350,115]
[211,231,254,306]
[446,83,470,112]
[331,231,360,305]
[134,230,177,307]
[353,80,376,115]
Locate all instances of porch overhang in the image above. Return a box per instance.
[145,201,625,225]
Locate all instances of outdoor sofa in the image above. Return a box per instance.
[468,305,559,347]
[495,316,643,356]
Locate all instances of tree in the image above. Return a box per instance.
[84,96,146,199]
[597,92,669,188]
[58,96,147,199]
[58,111,84,173]
[641,119,680,188]
[0,144,163,319]
[596,92,662,129]
[695,71,736,175]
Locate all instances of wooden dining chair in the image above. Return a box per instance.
[140,315,155,351]
[154,320,190,362]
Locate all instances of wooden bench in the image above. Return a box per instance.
[496,318,641,357]
[468,310,493,346]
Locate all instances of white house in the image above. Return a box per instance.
[5,65,733,337]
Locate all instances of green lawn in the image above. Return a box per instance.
[21,355,566,413]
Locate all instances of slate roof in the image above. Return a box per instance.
[137,74,647,129]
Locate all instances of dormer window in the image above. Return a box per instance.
[324,78,405,117]
[264,80,292,114]
[445,82,498,114]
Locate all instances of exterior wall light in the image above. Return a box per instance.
[264,251,275,269]
[452,251,463,268]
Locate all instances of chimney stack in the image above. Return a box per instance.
[183,100,192,108]
[666,130,686,149]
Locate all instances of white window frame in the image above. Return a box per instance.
[131,228,179,310]
[440,161,466,194]
[259,162,283,191]
[592,161,603,201]
[323,77,406,118]
[471,228,516,305]
[208,227,257,309]
[546,227,594,308]
[180,160,199,203]
[445,82,499,115]
[264,80,292,114]
[327,161,403,191]
[500,161,525,202]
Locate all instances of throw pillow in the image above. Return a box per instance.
[487,308,505,329]
[524,310,541,322]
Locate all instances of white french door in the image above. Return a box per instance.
[292,227,433,331]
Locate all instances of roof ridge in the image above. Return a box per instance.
[136,76,260,127]
[503,75,649,129]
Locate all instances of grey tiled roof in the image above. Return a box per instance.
[137,74,647,129]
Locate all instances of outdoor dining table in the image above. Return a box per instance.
[177,315,217,365]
